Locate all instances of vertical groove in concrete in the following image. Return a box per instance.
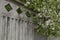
[6,17,10,40]
[27,21,34,40]
[0,16,4,40]
[14,18,16,40]
[20,20,23,40]
[2,16,6,40]
[22,20,27,40]
[8,18,11,40]
[25,21,28,40]
[1,16,3,40]
[22,20,24,40]
[16,19,17,40]
[15,19,19,40]
[18,19,20,40]
[9,18,13,40]
[27,21,29,40]
[11,18,16,40]
[5,16,8,40]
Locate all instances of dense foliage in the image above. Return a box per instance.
[24,0,60,36]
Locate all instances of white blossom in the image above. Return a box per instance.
[37,13,40,16]
[58,18,60,22]
[43,6,46,9]
[48,9,52,12]
[57,5,60,8]
[24,1,30,6]
[26,1,30,4]
[37,13,42,17]
[50,22,54,26]
[42,2,46,5]
[51,28,55,30]
[24,4,28,6]
[57,0,60,2]
[45,19,51,26]
[58,12,60,15]
[35,3,37,5]
[42,24,45,28]
[37,8,40,11]
[57,15,59,17]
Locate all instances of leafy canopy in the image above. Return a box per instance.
[24,0,60,36]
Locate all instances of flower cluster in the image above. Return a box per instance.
[24,1,30,6]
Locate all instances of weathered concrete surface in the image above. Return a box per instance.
[0,0,35,40]
[0,0,60,40]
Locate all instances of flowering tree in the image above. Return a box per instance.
[24,0,60,37]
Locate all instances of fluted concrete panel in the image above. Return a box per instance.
[8,18,12,40]
[27,22,34,40]
[15,19,19,40]
[11,18,16,40]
